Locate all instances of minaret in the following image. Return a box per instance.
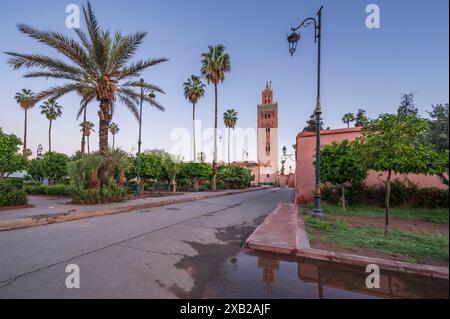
[257,82,279,184]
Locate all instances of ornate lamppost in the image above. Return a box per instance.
[135,78,156,196]
[287,6,324,216]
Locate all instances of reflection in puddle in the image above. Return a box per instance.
[203,250,448,299]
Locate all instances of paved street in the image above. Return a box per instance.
[0,187,293,298]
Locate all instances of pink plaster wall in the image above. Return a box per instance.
[295,127,448,204]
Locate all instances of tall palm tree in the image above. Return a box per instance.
[223,109,238,165]
[109,122,119,149]
[5,1,168,186]
[80,121,95,154]
[76,88,96,156]
[14,89,35,157]
[40,100,63,152]
[342,112,355,128]
[200,44,231,191]
[183,75,205,161]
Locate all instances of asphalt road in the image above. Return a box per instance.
[0,187,294,298]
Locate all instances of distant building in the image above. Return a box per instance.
[257,82,279,184]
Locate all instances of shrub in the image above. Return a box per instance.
[321,180,449,209]
[24,184,73,196]
[0,178,27,207]
[217,165,253,189]
[40,152,70,185]
[71,181,128,204]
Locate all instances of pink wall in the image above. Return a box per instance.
[295,127,448,204]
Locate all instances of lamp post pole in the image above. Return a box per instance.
[135,79,156,196]
[287,6,324,216]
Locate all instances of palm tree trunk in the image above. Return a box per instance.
[81,107,87,156]
[23,108,28,158]
[193,102,196,162]
[211,83,218,191]
[87,135,90,154]
[112,134,115,150]
[228,127,231,165]
[384,169,392,237]
[48,119,52,153]
[98,100,112,186]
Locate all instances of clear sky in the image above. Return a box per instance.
[0,0,448,164]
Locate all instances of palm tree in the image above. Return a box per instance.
[14,89,35,157]
[223,109,238,164]
[109,122,119,149]
[183,75,205,161]
[5,1,168,186]
[40,100,63,152]
[200,44,231,191]
[342,112,355,128]
[80,121,95,154]
[76,88,95,156]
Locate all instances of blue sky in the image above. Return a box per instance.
[0,0,448,162]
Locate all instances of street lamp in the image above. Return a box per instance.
[135,78,156,196]
[287,6,324,217]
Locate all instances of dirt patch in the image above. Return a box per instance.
[340,215,449,235]
[168,223,256,298]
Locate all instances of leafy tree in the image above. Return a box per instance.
[40,99,63,152]
[183,75,206,161]
[303,112,324,132]
[397,92,418,117]
[201,44,231,191]
[355,108,369,127]
[131,152,164,182]
[320,140,368,210]
[80,121,95,154]
[341,112,355,128]
[360,114,448,236]
[109,122,120,150]
[161,155,182,193]
[0,128,25,178]
[223,109,238,164]
[5,1,168,186]
[181,162,212,191]
[14,89,35,158]
[40,152,69,185]
[27,158,44,181]
[421,103,449,185]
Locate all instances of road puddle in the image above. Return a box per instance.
[202,250,448,299]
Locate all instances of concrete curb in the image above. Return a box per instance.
[246,202,449,279]
[0,187,266,232]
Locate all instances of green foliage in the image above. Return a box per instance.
[341,112,355,128]
[217,165,253,189]
[422,103,449,152]
[321,140,368,186]
[24,184,73,196]
[0,178,28,207]
[321,180,449,209]
[26,158,44,181]
[71,180,128,204]
[40,152,70,183]
[355,108,369,127]
[397,92,418,117]
[180,162,212,191]
[303,113,324,132]
[0,128,25,177]
[361,114,447,175]
[130,151,165,180]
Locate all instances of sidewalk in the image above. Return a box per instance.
[0,187,265,231]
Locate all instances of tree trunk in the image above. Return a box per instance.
[193,178,199,192]
[98,100,112,186]
[171,177,177,194]
[341,184,346,210]
[228,127,231,165]
[112,134,115,150]
[193,102,196,162]
[211,83,218,191]
[384,169,392,237]
[87,135,90,154]
[48,119,52,153]
[81,107,87,156]
[23,108,28,158]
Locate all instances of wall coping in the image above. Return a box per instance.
[297,127,362,139]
